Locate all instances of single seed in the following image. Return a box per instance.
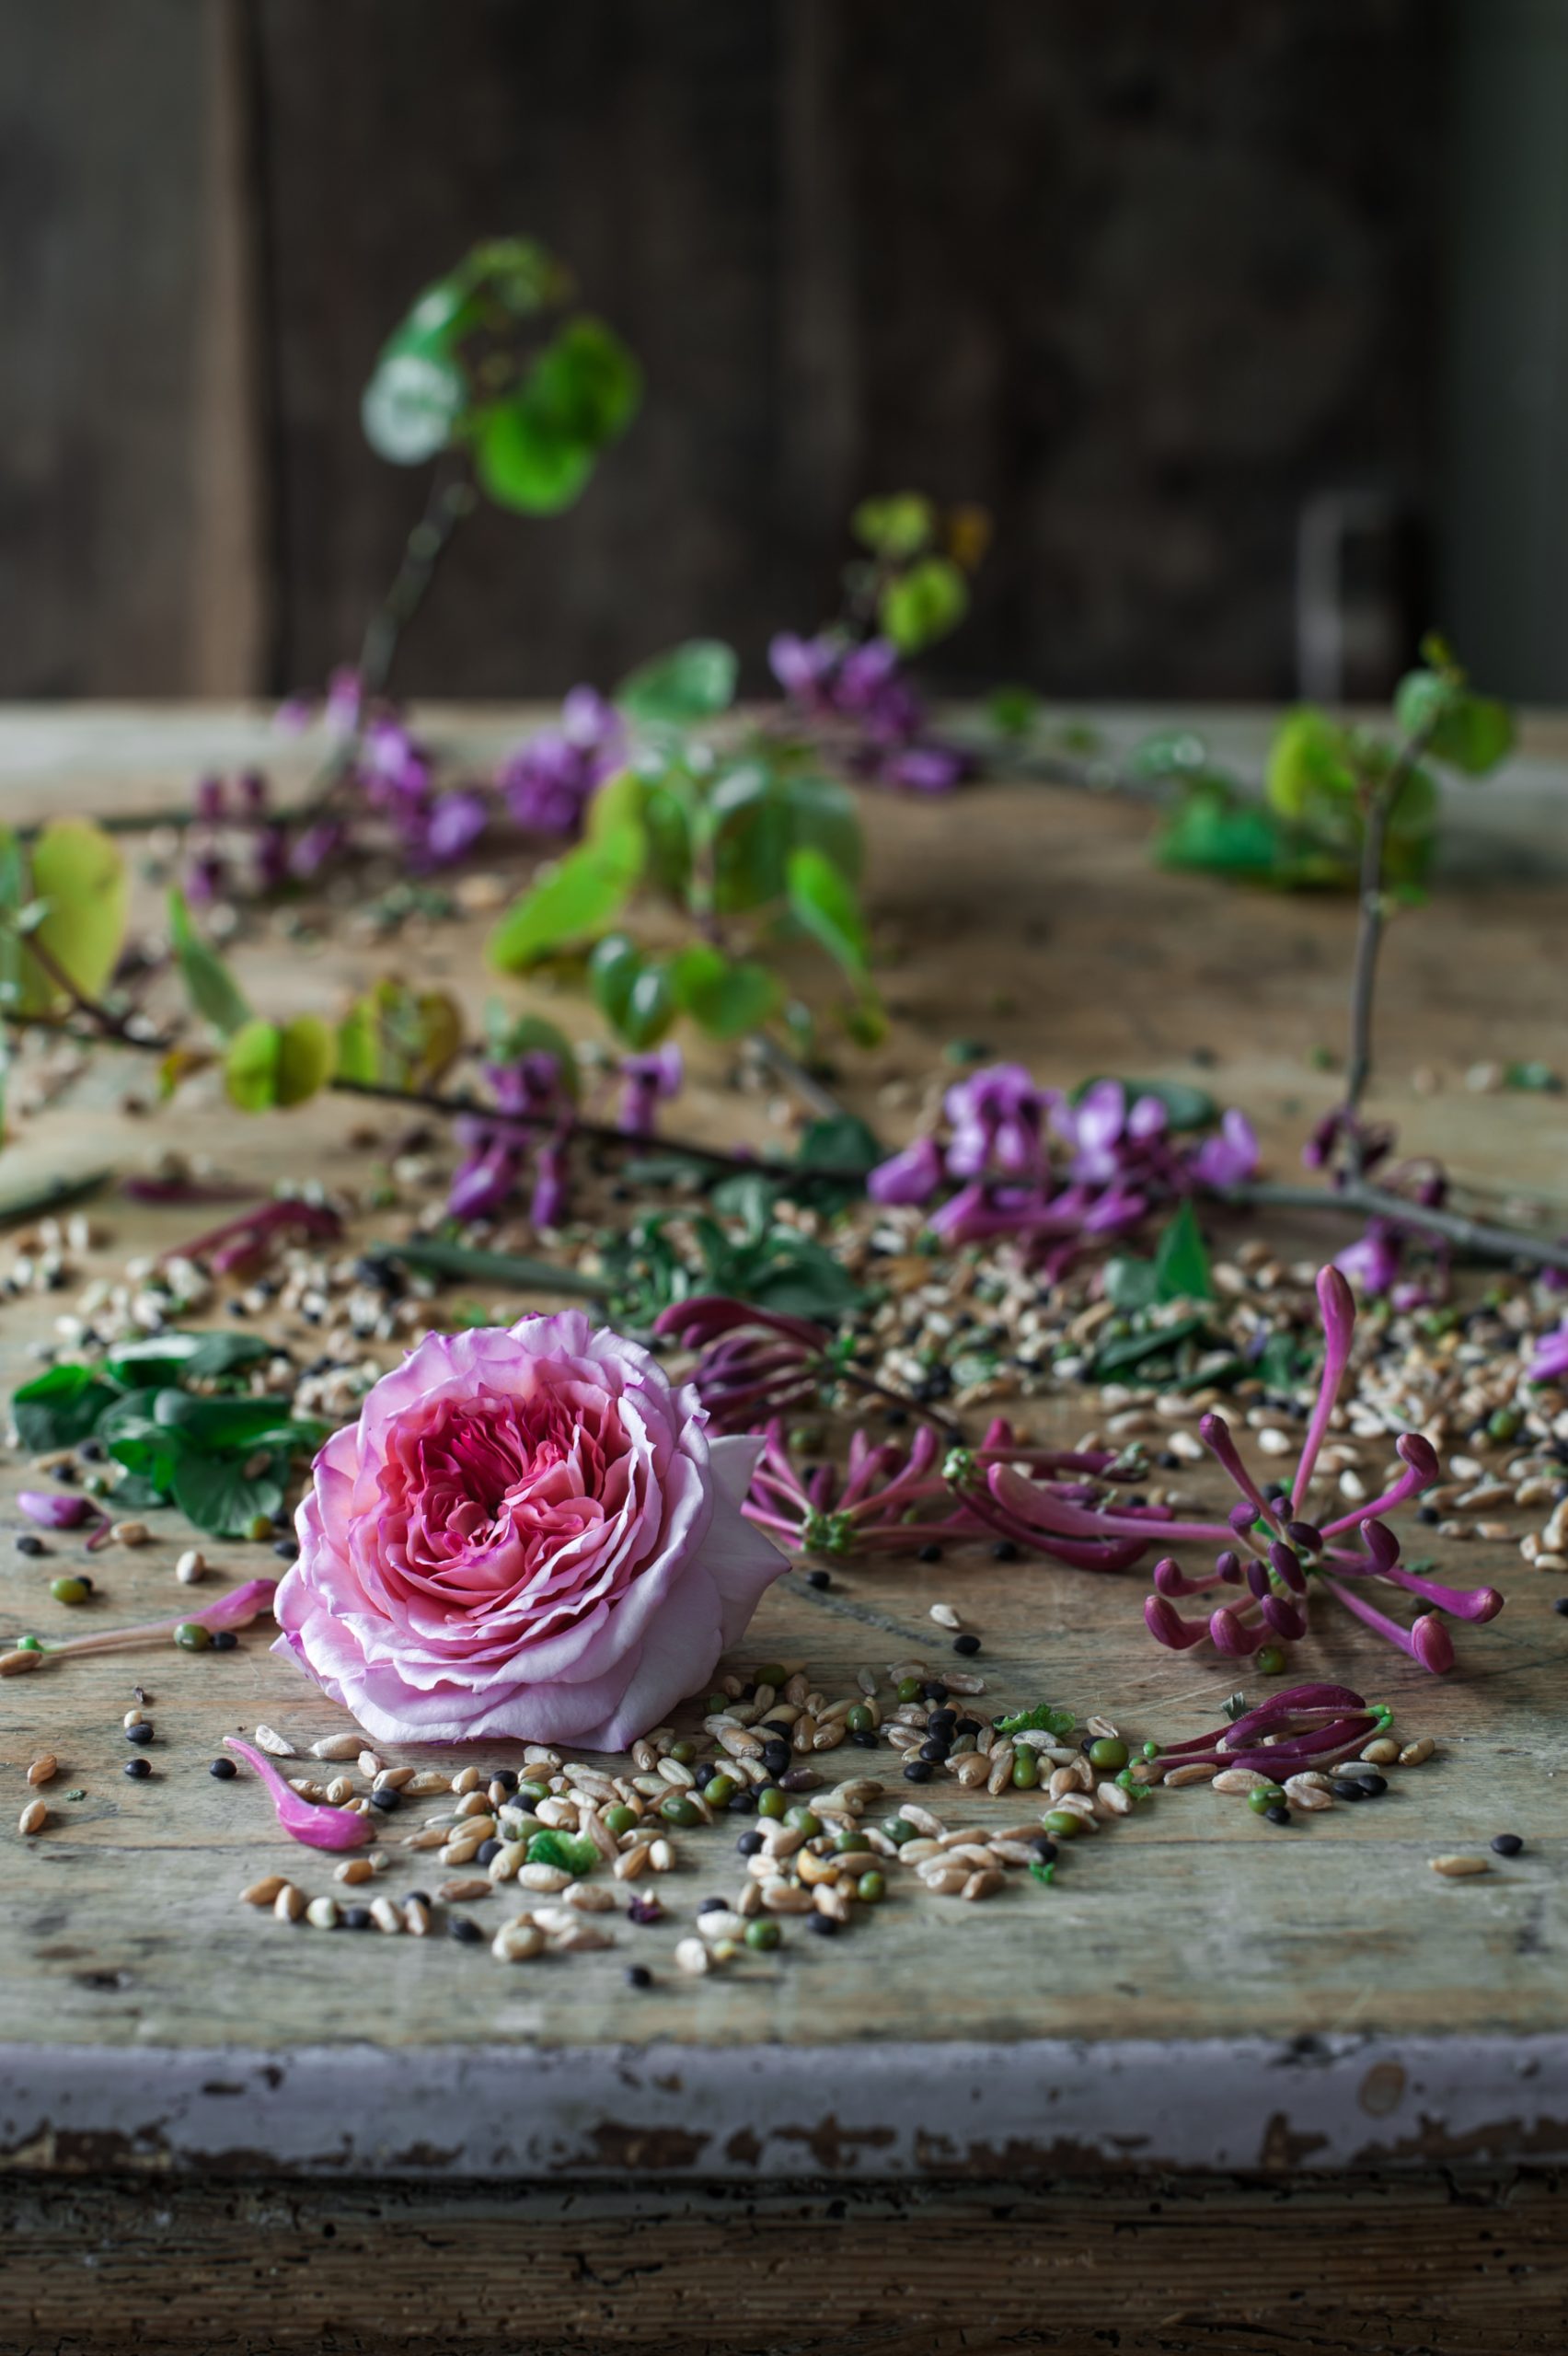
[334,1856,375,1885]
[1429,1854,1490,1878]
[241,1875,286,1906]
[26,1755,56,1787]
[110,1519,150,1547]
[175,1550,207,1586]
[273,1884,306,1921]
[311,1733,363,1761]
[306,1896,340,1930]
[1359,1738,1400,1766]
[369,1896,403,1934]
[50,1576,91,1607]
[172,1622,210,1651]
[253,1725,295,1758]
[1399,1737,1435,1767]
[492,1918,545,1961]
[18,1799,48,1836]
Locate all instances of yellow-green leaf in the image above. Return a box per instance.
[225,1020,282,1112]
[19,821,128,1015]
[275,1013,336,1107]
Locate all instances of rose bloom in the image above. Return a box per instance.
[273,1312,785,1750]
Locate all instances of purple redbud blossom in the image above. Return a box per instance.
[289,820,347,881]
[447,1141,521,1223]
[187,849,228,905]
[1528,1322,1568,1383]
[325,667,363,737]
[254,823,291,895]
[617,1046,683,1138]
[867,1134,945,1207]
[946,1064,1049,1184]
[194,774,225,823]
[529,1135,571,1230]
[18,1491,98,1530]
[1185,1108,1260,1189]
[500,687,625,839]
[419,787,490,869]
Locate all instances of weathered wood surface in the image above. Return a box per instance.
[0,708,1567,2197]
[6,2166,1568,2355]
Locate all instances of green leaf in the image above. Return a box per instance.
[588,933,646,1031]
[102,1332,272,1388]
[794,1114,882,1176]
[1394,670,1515,775]
[0,825,26,1022]
[986,686,1040,739]
[169,1448,286,1540]
[619,963,677,1051]
[338,981,462,1090]
[528,316,641,445]
[18,821,128,1015]
[275,1013,336,1107]
[617,640,738,727]
[148,1389,324,1450]
[1153,1200,1213,1302]
[1266,708,1358,819]
[525,1829,602,1876]
[878,555,968,654]
[168,889,251,1038]
[487,825,645,973]
[361,347,467,465]
[786,847,869,982]
[1505,1059,1562,1093]
[741,1253,863,1322]
[994,1703,1076,1739]
[12,1362,121,1451]
[474,397,594,515]
[1155,784,1286,883]
[850,492,934,558]
[375,1238,610,1299]
[1091,1312,1210,1380]
[783,771,863,884]
[481,1005,580,1092]
[668,943,781,1040]
[224,1020,282,1112]
[1102,1256,1161,1313]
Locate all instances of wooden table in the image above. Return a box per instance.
[3,706,1568,2355]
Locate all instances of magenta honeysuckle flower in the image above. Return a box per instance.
[1149,1682,1382,1778]
[652,1297,831,1434]
[739,1404,1148,1570]
[2,1579,278,1672]
[273,1311,785,1749]
[996,1266,1501,1674]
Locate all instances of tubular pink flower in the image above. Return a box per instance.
[1197,1412,1283,1532]
[1144,1594,1214,1650]
[1319,1435,1439,1536]
[1290,1265,1355,1510]
[986,1462,1232,1550]
[1320,1576,1455,1672]
[1330,1550,1504,1623]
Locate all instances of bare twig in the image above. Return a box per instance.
[1342,704,1446,1153]
[1222,1177,1568,1278]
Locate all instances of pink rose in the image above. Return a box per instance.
[272,1311,784,1750]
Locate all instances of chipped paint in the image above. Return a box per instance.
[3,2033,1568,2179]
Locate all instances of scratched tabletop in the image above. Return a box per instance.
[3,704,1568,2186]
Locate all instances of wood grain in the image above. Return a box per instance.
[4,2166,1567,2354]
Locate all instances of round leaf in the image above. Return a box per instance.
[275,1013,336,1107]
[617,641,738,726]
[20,821,129,1014]
[361,348,467,466]
[224,1021,282,1113]
[878,556,968,654]
[475,396,596,515]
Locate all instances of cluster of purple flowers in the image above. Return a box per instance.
[497,687,625,837]
[446,1044,684,1228]
[868,1065,1259,1276]
[768,632,971,794]
[190,680,628,906]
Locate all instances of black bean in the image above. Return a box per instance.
[123,1757,152,1780]
[1492,1832,1525,1857]
[447,1917,484,1946]
[208,1758,236,1779]
[953,1634,982,1657]
[125,1722,155,1746]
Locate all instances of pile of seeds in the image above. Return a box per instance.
[202,1654,1455,1979]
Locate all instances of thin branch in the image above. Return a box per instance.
[0,923,172,1051]
[358,457,476,700]
[1342,705,1445,1148]
[1222,1177,1568,1278]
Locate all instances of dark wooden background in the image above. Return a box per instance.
[0,0,1443,703]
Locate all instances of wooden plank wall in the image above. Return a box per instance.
[0,0,1437,702]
